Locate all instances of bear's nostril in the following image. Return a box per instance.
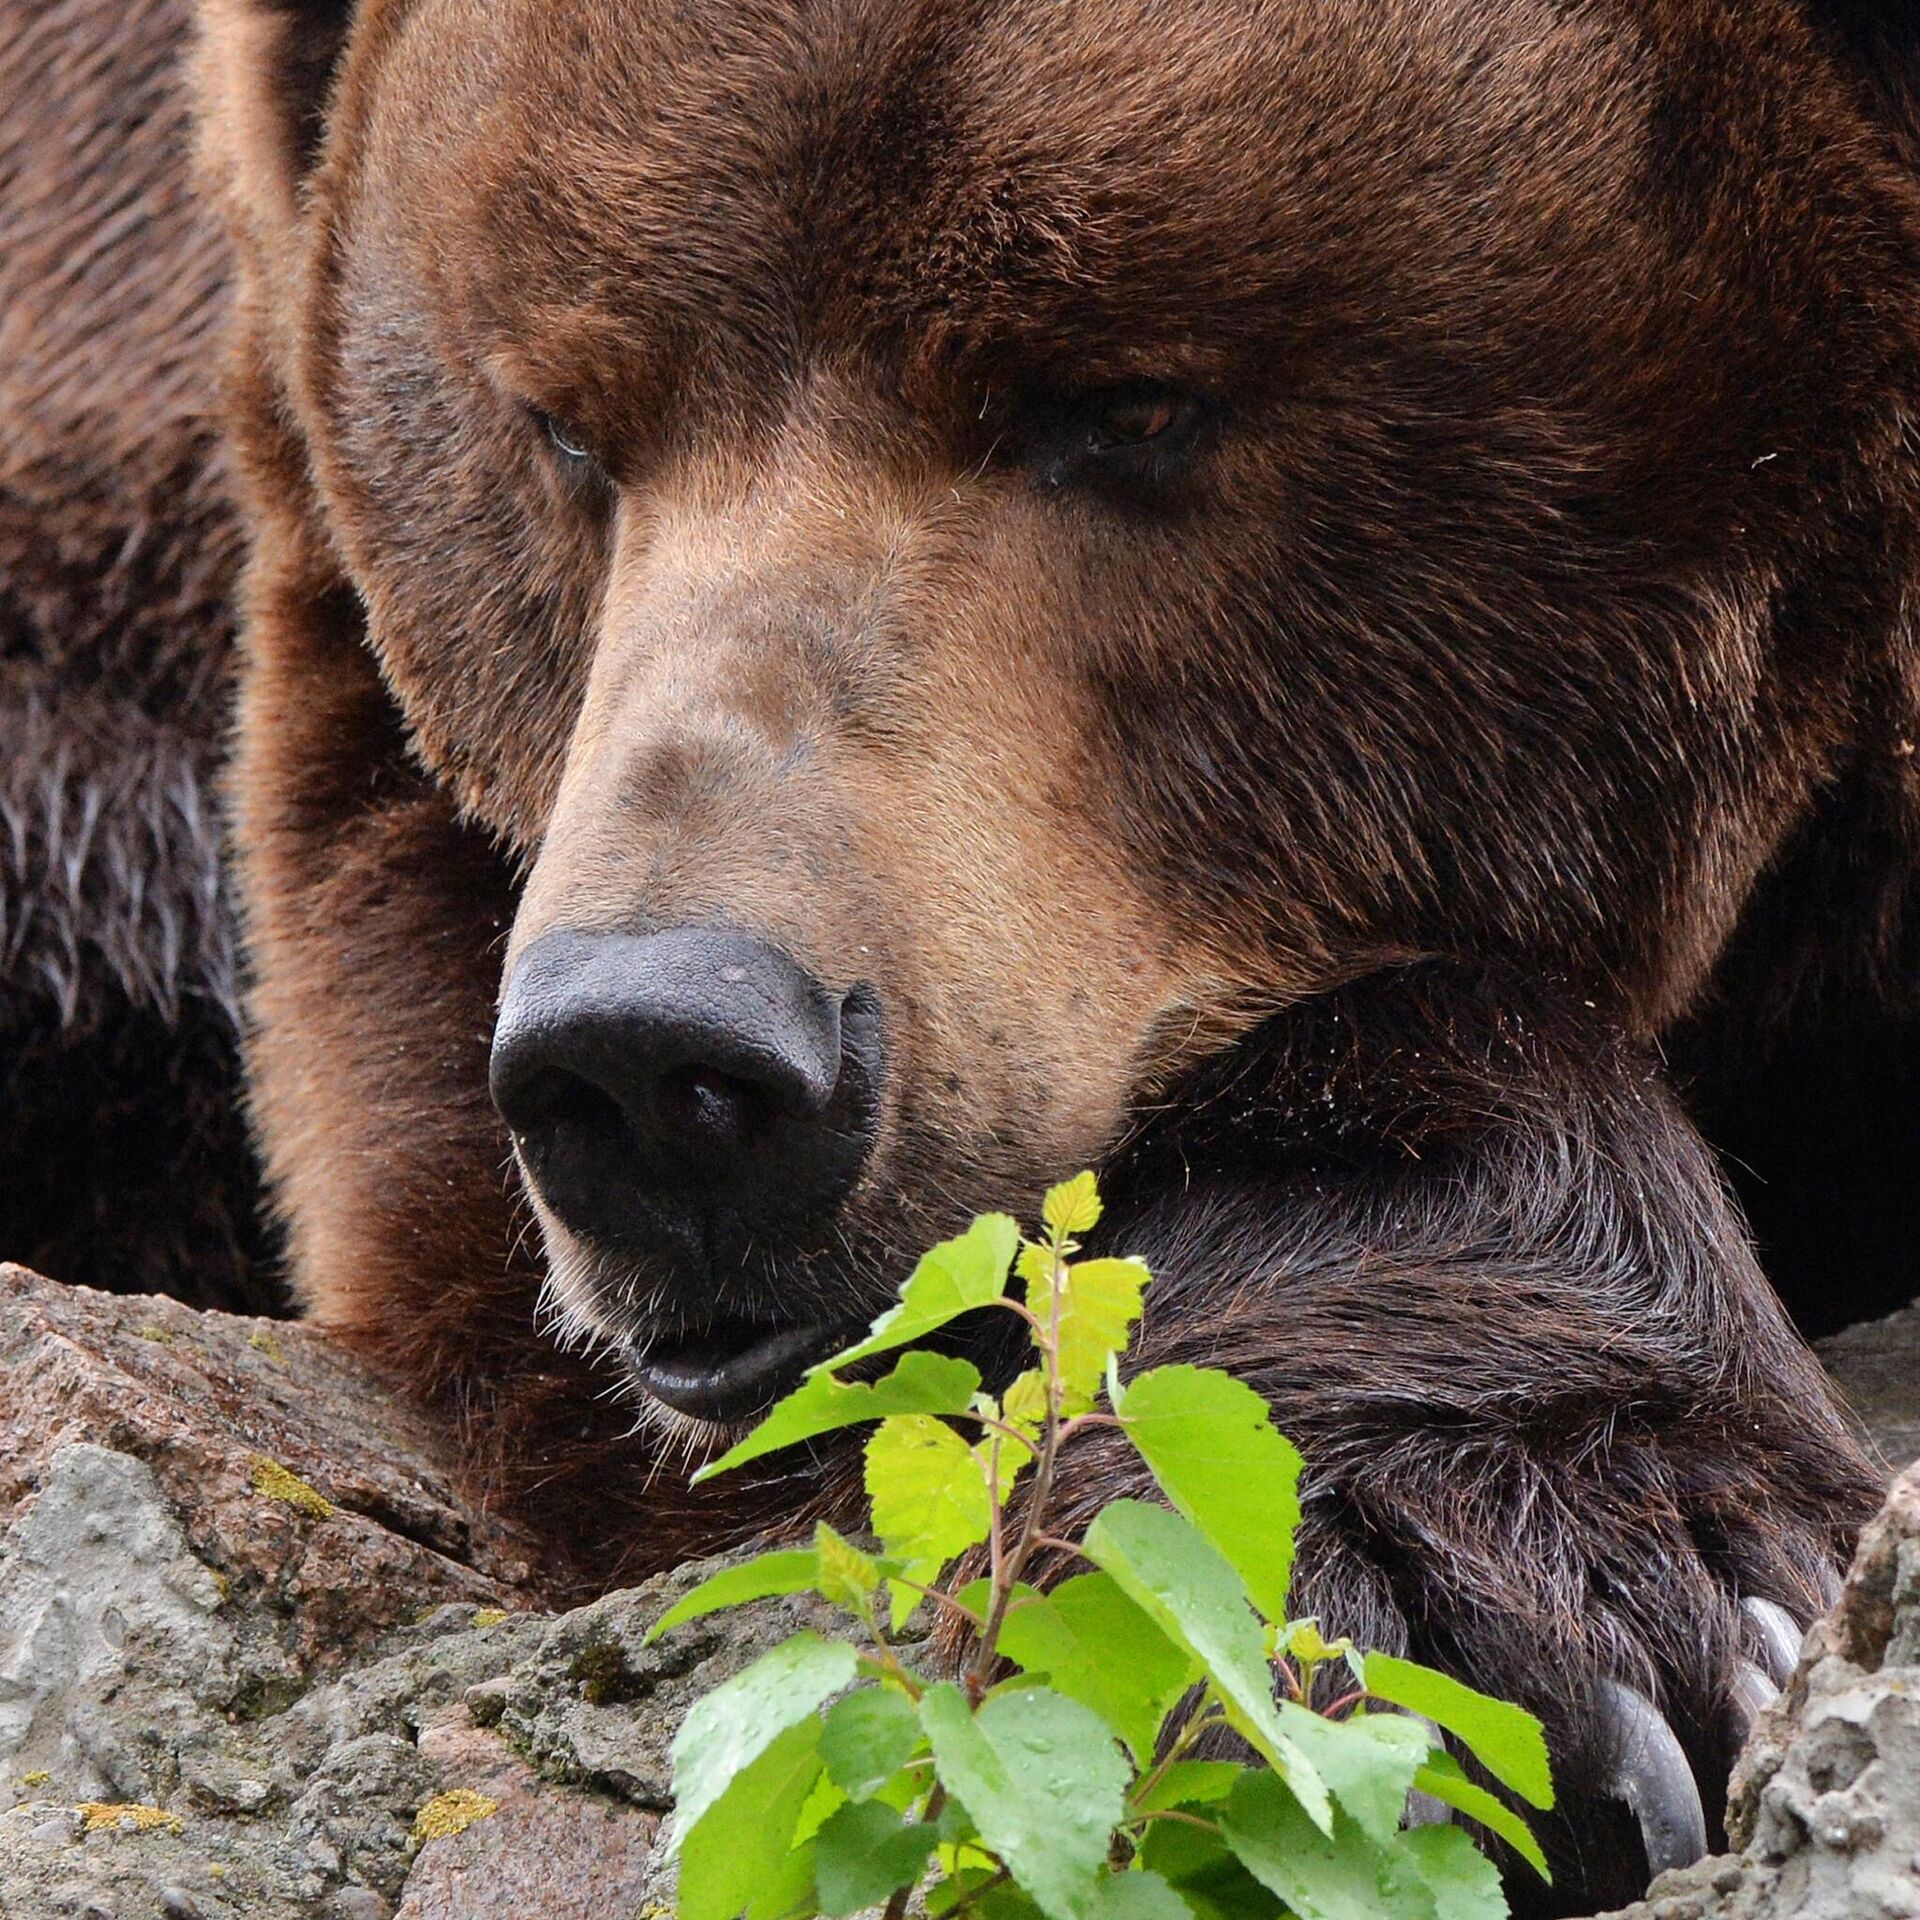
[489,925,884,1270]
[661,1064,770,1151]
[535,1073,633,1154]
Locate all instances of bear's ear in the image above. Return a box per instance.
[195,0,360,245]
[1807,1,1920,168]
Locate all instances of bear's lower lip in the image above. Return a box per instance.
[629,1316,855,1422]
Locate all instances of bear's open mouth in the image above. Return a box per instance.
[627,1314,860,1424]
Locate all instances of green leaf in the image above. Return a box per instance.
[693,1350,983,1482]
[1137,1816,1285,1920]
[867,1415,994,1609]
[814,1800,938,1916]
[995,1570,1199,1764]
[750,1845,821,1920]
[814,1522,883,1614]
[919,1682,1131,1920]
[1395,1823,1510,1920]
[1118,1366,1301,1627]
[1043,1170,1103,1239]
[1130,1761,1247,1816]
[793,1766,849,1846]
[928,1871,998,1918]
[644,1549,820,1643]
[1089,1869,1195,1918]
[1219,1771,1401,1920]
[1277,1705,1431,1846]
[927,1874,978,1918]
[931,1873,1055,1920]
[829,1214,1021,1369]
[936,1796,982,1849]
[677,1717,823,1920]
[1285,1621,1352,1665]
[1413,1754,1550,1880]
[821,1686,923,1800]
[1081,1502,1330,1834]
[1030,1256,1148,1415]
[1362,1655,1553,1811]
[668,1631,860,1854]
[1003,1368,1049,1435]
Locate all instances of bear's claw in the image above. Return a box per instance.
[1596,1679,1709,1877]
[1728,1656,1781,1741]
[1741,1596,1804,1687]
[1591,1594,1816,1884]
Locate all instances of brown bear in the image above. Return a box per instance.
[5,0,1919,1908]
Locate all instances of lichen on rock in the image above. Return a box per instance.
[248,1457,334,1521]
[77,1803,186,1836]
[408,1791,497,1844]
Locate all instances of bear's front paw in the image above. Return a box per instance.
[1286,1483,1847,1914]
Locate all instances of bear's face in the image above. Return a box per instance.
[271,0,1914,1425]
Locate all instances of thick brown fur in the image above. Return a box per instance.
[5,0,1919,1907]
[0,0,275,1306]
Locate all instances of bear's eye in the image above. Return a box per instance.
[1023,381,1211,495]
[1082,387,1194,453]
[530,406,597,469]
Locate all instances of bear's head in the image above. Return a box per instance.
[197,0,1920,1432]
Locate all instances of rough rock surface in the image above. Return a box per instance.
[1818,1303,1920,1481]
[0,1268,1915,1920]
[0,1265,543,1669]
[0,1269,888,1918]
[0,1561,780,1918]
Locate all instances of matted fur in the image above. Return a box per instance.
[0,0,274,1305]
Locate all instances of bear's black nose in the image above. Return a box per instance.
[489,926,882,1269]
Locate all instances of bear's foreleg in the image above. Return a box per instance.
[1081,965,1879,1913]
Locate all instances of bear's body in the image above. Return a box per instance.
[0,0,272,1308]
[4,0,1919,1908]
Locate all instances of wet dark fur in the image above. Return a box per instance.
[4,1,1919,1909]
[0,0,277,1307]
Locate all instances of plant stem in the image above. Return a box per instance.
[883,1783,949,1920]
[856,1647,928,1699]
[1027,1531,1086,1559]
[966,1238,1067,1693]
[1126,1808,1223,1835]
[1057,1412,1121,1442]
[886,1579,991,1631]
[971,1412,1038,1450]
[1129,1699,1228,1808]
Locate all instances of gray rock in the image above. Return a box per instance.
[0,1447,232,1805]
[0,1431,831,1916]
[483,1565,861,1805]
[284,1735,440,1900]
[1818,1299,1920,1479]
[392,1717,656,1919]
